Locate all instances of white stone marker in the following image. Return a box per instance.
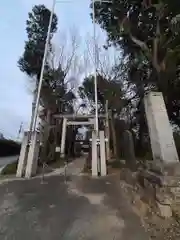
[60,118,67,158]
[144,92,179,163]
[16,131,29,177]
[92,130,98,177]
[25,131,40,178]
[100,131,107,176]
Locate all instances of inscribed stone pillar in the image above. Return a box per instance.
[60,118,67,158]
[100,131,107,176]
[25,131,40,178]
[92,130,98,177]
[16,131,29,177]
[144,92,179,163]
[123,130,136,168]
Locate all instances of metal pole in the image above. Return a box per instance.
[32,0,56,133]
[92,0,99,133]
[29,90,36,134]
[92,0,112,133]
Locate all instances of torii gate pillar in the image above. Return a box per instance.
[91,130,107,177]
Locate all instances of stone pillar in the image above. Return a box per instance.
[16,131,29,178]
[123,130,136,169]
[100,131,107,176]
[144,92,179,163]
[60,118,67,158]
[92,130,98,177]
[25,131,40,178]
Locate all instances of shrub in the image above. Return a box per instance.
[0,139,20,157]
[1,162,18,175]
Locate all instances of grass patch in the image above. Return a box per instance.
[1,161,18,175]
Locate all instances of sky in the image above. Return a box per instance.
[0,0,105,140]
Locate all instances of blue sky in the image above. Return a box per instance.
[0,0,103,139]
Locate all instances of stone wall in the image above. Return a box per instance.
[137,161,180,218]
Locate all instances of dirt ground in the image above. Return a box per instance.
[0,158,149,240]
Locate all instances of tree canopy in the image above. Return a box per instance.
[79,73,124,114]
[18,4,58,78]
[18,4,81,159]
[17,2,180,160]
[93,0,180,126]
[18,4,77,113]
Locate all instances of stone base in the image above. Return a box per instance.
[157,201,172,218]
[138,161,180,218]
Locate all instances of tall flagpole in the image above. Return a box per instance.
[32,0,56,133]
[92,0,99,133]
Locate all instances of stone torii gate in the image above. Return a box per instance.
[16,113,109,178]
[53,114,108,176]
[16,91,180,179]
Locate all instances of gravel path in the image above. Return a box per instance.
[0,158,149,240]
